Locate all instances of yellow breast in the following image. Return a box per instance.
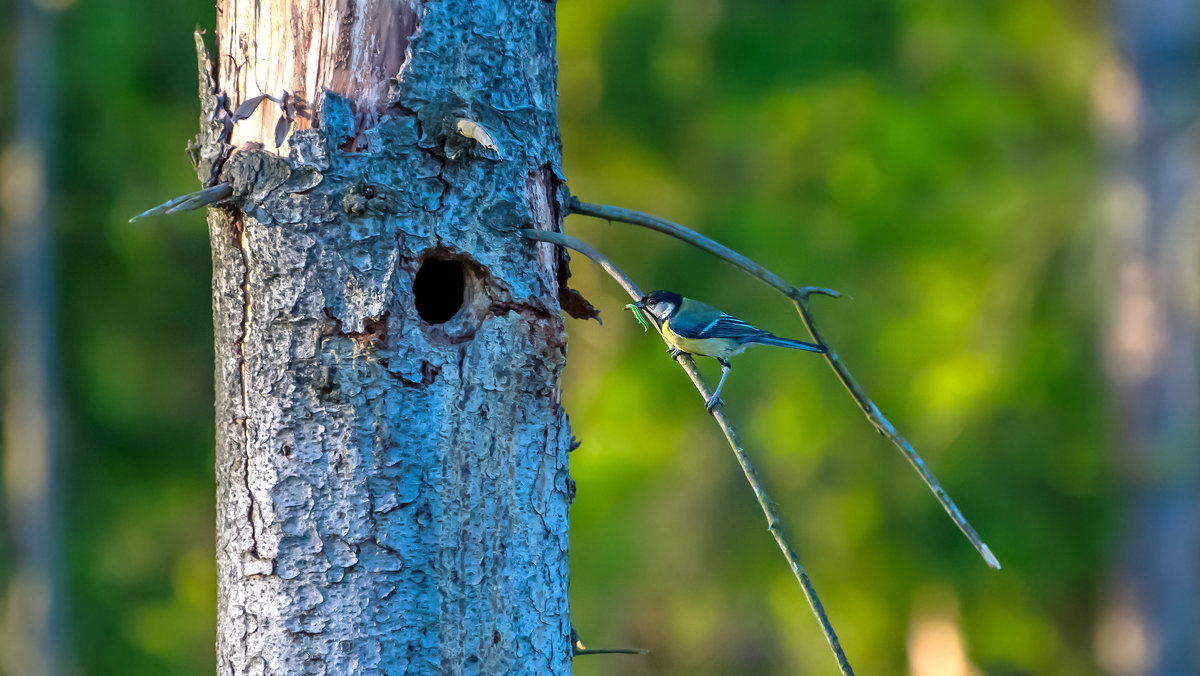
[662,322,750,360]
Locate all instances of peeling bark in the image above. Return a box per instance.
[204,2,574,673]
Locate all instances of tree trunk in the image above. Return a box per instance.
[1,1,72,674]
[203,2,574,673]
[1099,1,1200,674]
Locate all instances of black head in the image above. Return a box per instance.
[637,290,683,322]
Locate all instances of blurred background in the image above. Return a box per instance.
[2,0,1197,674]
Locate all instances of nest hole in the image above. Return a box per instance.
[414,258,465,325]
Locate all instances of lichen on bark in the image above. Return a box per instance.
[201,2,575,673]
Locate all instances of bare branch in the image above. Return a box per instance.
[568,198,841,300]
[129,183,233,222]
[570,626,649,657]
[573,649,650,656]
[522,228,856,676]
[567,199,1000,570]
[523,229,643,299]
[792,292,1001,571]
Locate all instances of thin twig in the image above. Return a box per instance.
[567,198,841,300]
[523,228,855,676]
[573,649,650,656]
[568,198,1000,570]
[130,183,234,222]
[570,626,649,657]
[791,292,1000,570]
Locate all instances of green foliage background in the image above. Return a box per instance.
[3,0,1114,673]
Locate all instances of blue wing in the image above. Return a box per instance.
[669,300,772,341]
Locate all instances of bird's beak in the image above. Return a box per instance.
[633,298,646,309]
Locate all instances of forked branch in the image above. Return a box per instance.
[568,198,1000,570]
[522,228,855,676]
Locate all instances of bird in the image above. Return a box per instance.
[633,290,826,411]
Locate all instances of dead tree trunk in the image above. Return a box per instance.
[203,2,574,673]
[1100,1,1200,674]
[1,1,72,674]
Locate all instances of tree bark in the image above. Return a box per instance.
[203,2,574,673]
[1100,1,1200,674]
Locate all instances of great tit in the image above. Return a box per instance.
[634,290,826,411]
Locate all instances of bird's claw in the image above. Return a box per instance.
[668,347,685,360]
[704,395,724,413]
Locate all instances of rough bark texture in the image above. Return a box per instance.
[203,2,574,673]
[1100,1,1200,674]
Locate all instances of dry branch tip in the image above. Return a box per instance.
[130,183,234,222]
[796,286,845,300]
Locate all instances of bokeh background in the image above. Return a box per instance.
[3,0,1197,674]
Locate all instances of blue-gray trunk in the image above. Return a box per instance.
[206,2,574,673]
[1,1,73,674]
[1102,2,1200,674]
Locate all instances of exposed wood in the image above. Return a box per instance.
[217,0,421,149]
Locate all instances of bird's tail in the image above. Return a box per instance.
[753,334,826,353]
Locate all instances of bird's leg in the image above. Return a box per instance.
[705,359,731,412]
[668,346,687,360]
